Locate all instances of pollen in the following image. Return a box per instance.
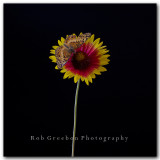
[75,52,85,61]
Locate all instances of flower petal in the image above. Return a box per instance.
[99,46,107,50]
[81,76,85,81]
[74,75,80,83]
[58,40,63,46]
[87,75,92,83]
[97,41,103,49]
[98,66,107,72]
[50,50,55,54]
[60,69,66,73]
[100,59,110,65]
[85,78,89,85]
[99,49,109,55]
[49,56,56,62]
[61,37,65,44]
[52,46,59,49]
[68,72,74,79]
[63,71,70,79]
[90,73,96,79]
[94,69,101,75]
[100,54,110,60]
[85,34,94,44]
[92,38,100,48]
[72,33,77,38]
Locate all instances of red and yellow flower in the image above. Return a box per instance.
[49,33,110,85]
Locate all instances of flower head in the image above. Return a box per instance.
[49,33,110,85]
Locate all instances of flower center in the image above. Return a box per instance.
[71,52,90,70]
[75,52,85,61]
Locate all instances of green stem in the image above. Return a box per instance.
[72,79,80,157]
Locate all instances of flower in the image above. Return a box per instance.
[49,33,110,85]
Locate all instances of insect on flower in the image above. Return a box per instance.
[49,32,110,85]
[55,33,91,69]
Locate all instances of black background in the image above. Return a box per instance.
[4,4,157,157]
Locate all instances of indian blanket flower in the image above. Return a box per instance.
[49,33,110,85]
[49,33,110,157]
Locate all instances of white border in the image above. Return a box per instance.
[0,1,159,160]
[0,0,159,3]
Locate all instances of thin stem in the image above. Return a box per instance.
[71,79,80,157]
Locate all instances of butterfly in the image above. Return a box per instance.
[55,33,91,69]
